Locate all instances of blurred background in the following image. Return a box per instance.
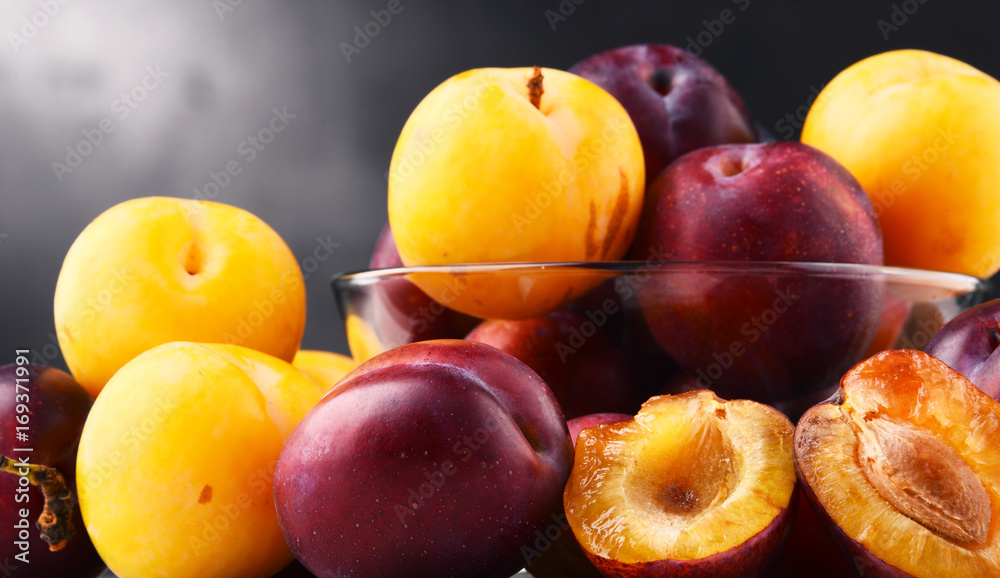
[2,0,998,368]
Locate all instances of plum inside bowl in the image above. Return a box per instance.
[332,261,984,417]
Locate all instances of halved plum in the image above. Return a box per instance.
[794,349,1000,578]
[564,390,797,577]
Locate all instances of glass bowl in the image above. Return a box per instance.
[332,261,984,418]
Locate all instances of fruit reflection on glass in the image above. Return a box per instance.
[802,49,1000,278]
[564,390,797,577]
[0,363,104,578]
[795,349,1000,577]
[358,223,478,360]
[77,342,323,578]
[465,309,641,419]
[570,43,758,184]
[388,66,645,319]
[274,340,573,578]
[54,196,306,397]
[629,141,884,405]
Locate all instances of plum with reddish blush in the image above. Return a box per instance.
[570,44,757,183]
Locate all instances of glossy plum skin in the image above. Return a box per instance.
[0,363,103,578]
[368,223,479,347]
[465,310,641,419]
[790,468,908,578]
[926,298,1000,399]
[525,412,632,578]
[273,340,574,578]
[628,142,885,406]
[570,43,757,184]
[763,492,858,578]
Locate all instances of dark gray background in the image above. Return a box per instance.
[2,0,997,369]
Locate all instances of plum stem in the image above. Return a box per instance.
[528,66,544,110]
[0,455,76,551]
[988,321,1000,351]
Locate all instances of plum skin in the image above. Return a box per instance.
[628,141,884,406]
[570,43,758,184]
[273,340,574,578]
[925,298,1000,400]
[0,364,104,578]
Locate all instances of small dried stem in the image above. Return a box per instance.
[0,455,76,551]
[527,66,544,110]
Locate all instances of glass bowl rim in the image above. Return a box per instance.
[332,260,985,296]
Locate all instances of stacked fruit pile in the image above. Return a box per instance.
[4,44,1000,578]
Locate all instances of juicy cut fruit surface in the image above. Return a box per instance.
[564,390,796,575]
[794,349,1000,577]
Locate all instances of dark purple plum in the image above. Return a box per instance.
[570,43,757,184]
[0,363,103,577]
[925,297,1000,399]
[628,142,884,407]
[273,340,573,578]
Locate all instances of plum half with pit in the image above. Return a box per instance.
[564,390,797,577]
[795,349,1000,577]
[0,363,103,578]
